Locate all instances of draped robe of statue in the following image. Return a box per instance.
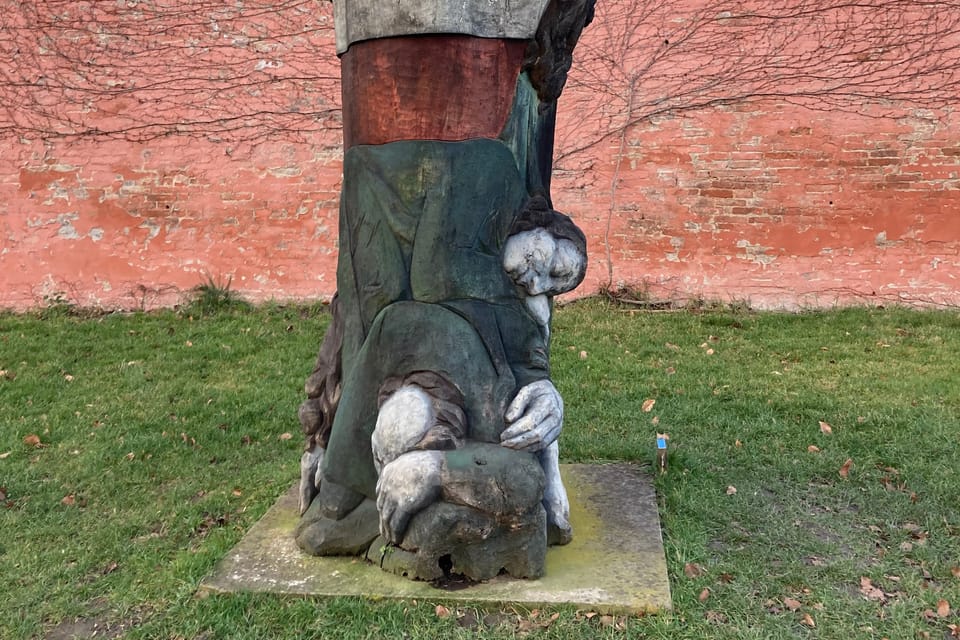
[296,0,595,581]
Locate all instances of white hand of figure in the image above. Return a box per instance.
[298,447,324,515]
[500,379,564,452]
[375,451,443,544]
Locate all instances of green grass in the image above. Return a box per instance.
[1,300,958,639]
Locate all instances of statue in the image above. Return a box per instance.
[295,0,595,582]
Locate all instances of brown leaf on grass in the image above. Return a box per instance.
[859,577,886,602]
[726,485,737,495]
[684,562,706,578]
[578,350,587,360]
[807,445,821,453]
[735,439,742,448]
[435,604,451,618]
[705,610,727,624]
[0,451,10,459]
[800,613,816,627]
[948,623,960,638]
[839,458,853,478]
[819,421,833,434]
[651,415,660,426]
[951,566,960,579]
[101,561,119,575]
[23,434,44,448]
[937,599,951,618]
[61,494,75,506]
[699,588,710,602]
[278,432,293,441]
[783,597,802,611]
[0,487,6,501]
[718,572,734,583]
[231,488,242,496]
[642,398,656,412]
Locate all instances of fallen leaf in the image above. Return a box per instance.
[665,342,680,351]
[61,494,76,506]
[23,434,43,448]
[578,350,587,360]
[938,599,951,618]
[642,399,656,412]
[125,452,136,461]
[784,597,802,611]
[231,489,242,496]
[801,613,815,628]
[807,445,821,453]
[859,576,886,602]
[599,615,615,627]
[819,421,833,435]
[64,374,74,382]
[651,415,660,426]
[705,348,715,355]
[699,588,710,602]
[900,541,913,553]
[435,604,451,618]
[948,623,959,638]
[278,432,293,441]
[839,458,853,478]
[185,340,193,347]
[0,487,6,501]
[718,573,734,583]
[665,366,676,375]
[102,561,119,575]
[735,439,742,448]
[705,610,727,624]
[684,562,706,578]
[0,451,11,459]
[726,485,737,495]
[951,566,960,579]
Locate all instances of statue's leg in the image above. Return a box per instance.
[540,440,573,545]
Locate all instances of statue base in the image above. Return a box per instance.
[199,464,672,614]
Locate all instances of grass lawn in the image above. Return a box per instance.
[1,299,958,639]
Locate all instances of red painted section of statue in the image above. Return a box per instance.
[341,37,526,148]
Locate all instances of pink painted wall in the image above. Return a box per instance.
[2,2,958,310]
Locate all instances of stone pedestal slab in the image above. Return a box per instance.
[199,464,672,614]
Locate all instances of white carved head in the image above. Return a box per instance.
[504,228,586,297]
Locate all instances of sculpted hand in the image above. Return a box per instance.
[375,451,443,544]
[298,446,324,515]
[500,379,563,452]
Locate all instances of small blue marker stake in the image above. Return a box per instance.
[656,436,668,474]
